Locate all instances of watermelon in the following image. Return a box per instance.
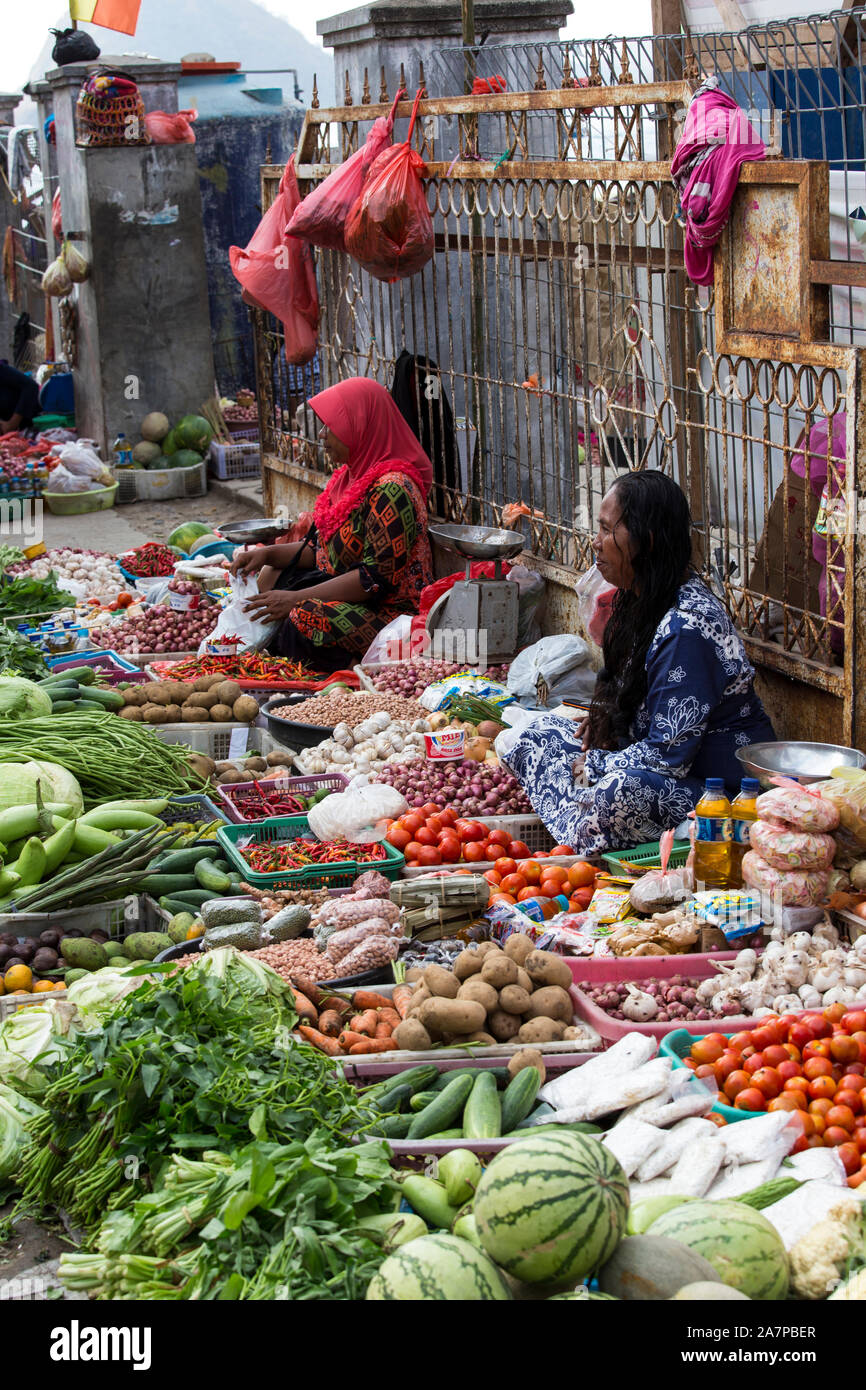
[366,1234,512,1301]
[548,1290,618,1300]
[132,440,161,466]
[168,522,211,552]
[161,428,179,457]
[175,414,214,454]
[648,1200,789,1301]
[474,1131,629,1286]
[168,449,204,471]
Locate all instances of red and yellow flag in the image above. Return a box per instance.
[69,0,141,36]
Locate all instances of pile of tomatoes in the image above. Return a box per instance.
[682,1007,866,1186]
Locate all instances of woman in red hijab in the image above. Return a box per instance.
[232,378,433,671]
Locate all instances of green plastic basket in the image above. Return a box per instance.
[216,814,405,889]
[601,839,691,876]
[659,1028,754,1124]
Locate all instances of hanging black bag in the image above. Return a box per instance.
[50,28,101,66]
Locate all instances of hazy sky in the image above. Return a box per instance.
[1,0,653,100]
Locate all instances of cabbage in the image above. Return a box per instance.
[65,964,145,1029]
[0,1081,44,1180]
[0,1001,75,1094]
[0,760,84,815]
[185,946,293,1018]
[0,677,51,721]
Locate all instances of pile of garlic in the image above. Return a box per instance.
[20,549,126,602]
[696,918,866,1017]
[294,711,431,777]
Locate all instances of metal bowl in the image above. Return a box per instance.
[217,518,285,545]
[428,523,526,561]
[736,740,866,787]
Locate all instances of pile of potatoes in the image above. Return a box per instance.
[118,676,260,725]
[395,934,581,1051]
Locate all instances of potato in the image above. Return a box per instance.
[526,985,573,1024]
[265,751,295,767]
[507,1048,546,1083]
[164,704,182,722]
[517,1018,566,1044]
[122,687,146,706]
[405,966,425,984]
[141,703,168,724]
[423,964,460,998]
[457,978,499,1012]
[214,681,242,707]
[181,706,203,723]
[524,949,573,991]
[187,691,218,709]
[453,947,484,980]
[166,682,193,704]
[233,696,260,722]
[193,676,216,692]
[499,984,532,1016]
[481,952,518,989]
[463,1031,496,1045]
[562,1026,584,1041]
[118,705,143,720]
[393,1017,432,1051]
[243,757,268,772]
[474,941,498,957]
[209,704,235,722]
[205,673,227,689]
[140,682,169,703]
[418,997,486,1036]
[218,769,247,783]
[503,933,535,966]
[487,1008,522,1041]
[214,761,237,774]
[516,966,534,994]
[187,753,216,781]
[407,984,431,1014]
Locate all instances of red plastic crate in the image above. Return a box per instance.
[217,771,349,823]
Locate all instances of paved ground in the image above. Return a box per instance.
[39,475,265,553]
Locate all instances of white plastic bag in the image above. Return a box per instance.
[507,564,546,648]
[506,634,594,706]
[45,462,94,494]
[307,784,408,843]
[493,704,548,760]
[362,614,412,666]
[419,674,510,712]
[575,564,617,647]
[57,441,106,479]
[199,572,278,654]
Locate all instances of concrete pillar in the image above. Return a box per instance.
[0,95,23,360]
[31,59,213,457]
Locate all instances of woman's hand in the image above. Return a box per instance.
[571,754,586,781]
[576,716,589,751]
[230,544,272,578]
[243,589,298,620]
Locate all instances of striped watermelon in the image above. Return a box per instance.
[474,1131,629,1286]
[549,1291,618,1300]
[648,1201,789,1301]
[365,1234,512,1301]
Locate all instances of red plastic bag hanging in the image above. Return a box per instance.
[287,87,404,252]
[229,154,319,366]
[145,108,197,144]
[344,89,434,282]
[51,188,62,241]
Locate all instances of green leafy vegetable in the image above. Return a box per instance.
[0,623,47,680]
[0,545,25,575]
[0,571,75,618]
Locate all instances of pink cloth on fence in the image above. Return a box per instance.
[670,78,766,286]
[789,412,847,653]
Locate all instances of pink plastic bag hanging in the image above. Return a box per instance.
[145,108,197,144]
[287,87,404,252]
[229,154,319,366]
[344,88,434,282]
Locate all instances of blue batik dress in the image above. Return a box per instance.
[502,577,775,853]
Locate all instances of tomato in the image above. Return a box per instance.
[509,841,531,860]
[538,865,569,886]
[550,844,575,856]
[846,1061,866,1077]
[842,1010,866,1035]
[483,870,502,887]
[807,1075,837,1101]
[681,1057,698,1071]
[728,1031,754,1055]
[851,1032,866,1063]
[438,808,458,827]
[855,1131,866,1155]
[452,868,473,875]
[776,1060,802,1083]
[808,1097,834,1118]
[520,886,544,902]
[489,892,516,906]
[569,887,595,911]
[784,1076,811,1098]
[723,1070,752,1100]
[405,840,425,860]
[831,1034,862,1065]
[705,1113,728,1128]
[734,1088,766,1112]
[789,1134,810,1154]
[426,815,444,836]
[438,836,461,863]
[789,1023,813,1052]
[781,1043,802,1063]
[826,1103,857,1132]
[803,1054,834,1078]
[494,857,518,878]
[521,860,542,885]
[534,850,549,858]
[769,1093,806,1113]
[711,1052,741,1085]
[693,1035,727,1065]
[458,822,487,843]
[838,1088,863,1115]
[415,826,437,846]
[752,1022,785,1050]
[803,1039,833,1063]
[463,841,487,863]
[694,1063,717,1081]
[751,1067,783,1100]
[500,873,528,896]
[486,828,512,850]
[417,845,442,866]
[847,1170,866,1188]
[567,861,597,889]
[802,1012,832,1039]
[825,1126,851,1147]
[386,826,412,851]
[761,1044,790,1069]
[401,813,424,835]
[796,1112,816,1137]
[838,1142,862,1176]
[743,1053,766,1075]
[481,842,501,862]
[420,802,442,820]
[839,1073,866,1093]
[824,1003,848,1026]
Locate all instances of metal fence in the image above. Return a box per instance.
[255,63,865,741]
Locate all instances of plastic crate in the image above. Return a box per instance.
[659,1028,754,1124]
[47,648,139,674]
[146,722,259,761]
[0,894,140,941]
[566,949,740,986]
[126,459,208,501]
[217,814,406,889]
[601,840,691,876]
[158,793,227,829]
[208,431,261,481]
[0,990,68,1022]
[114,468,138,505]
[217,772,349,823]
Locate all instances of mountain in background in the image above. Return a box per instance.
[26,0,333,106]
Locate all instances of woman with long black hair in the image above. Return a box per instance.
[502,470,775,852]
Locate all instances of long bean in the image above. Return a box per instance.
[0,712,205,805]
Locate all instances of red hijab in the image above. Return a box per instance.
[310,378,433,543]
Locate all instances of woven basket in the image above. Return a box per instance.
[76,77,150,148]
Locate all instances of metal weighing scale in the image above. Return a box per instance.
[427,523,526,662]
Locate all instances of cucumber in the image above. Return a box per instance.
[500,1067,542,1133]
[141,873,201,896]
[78,700,113,714]
[370,1082,413,1115]
[81,686,125,710]
[463,1070,501,1139]
[365,1065,438,1101]
[399,1175,460,1230]
[431,1067,480,1092]
[194,858,232,894]
[734,1176,802,1210]
[157,889,218,909]
[424,1129,464,1140]
[407,1074,474,1140]
[149,845,220,874]
[49,700,80,713]
[409,1089,441,1113]
[369,1113,413,1139]
[514,1102,555,1129]
[41,666,95,687]
[158,895,207,917]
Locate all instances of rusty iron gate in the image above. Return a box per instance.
[253,65,866,749]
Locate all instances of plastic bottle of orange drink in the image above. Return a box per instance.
[694,777,732,889]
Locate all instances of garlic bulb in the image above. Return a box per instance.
[797,985,822,1008]
[844,967,866,990]
[621,985,658,1021]
[822,985,859,1006]
[773,994,802,1013]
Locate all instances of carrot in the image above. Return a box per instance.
[392,985,414,1020]
[298,1024,342,1056]
[318,1009,345,1037]
[318,994,353,1017]
[338,1029,368,1050]
[349,1037,398,1054]
[377,1007,401,1029]
[351,1009,379,1037]
[290,990,318,1025]
[290,976,323,1008]
[374,1020,394,1039]
[352,990,393,1011]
